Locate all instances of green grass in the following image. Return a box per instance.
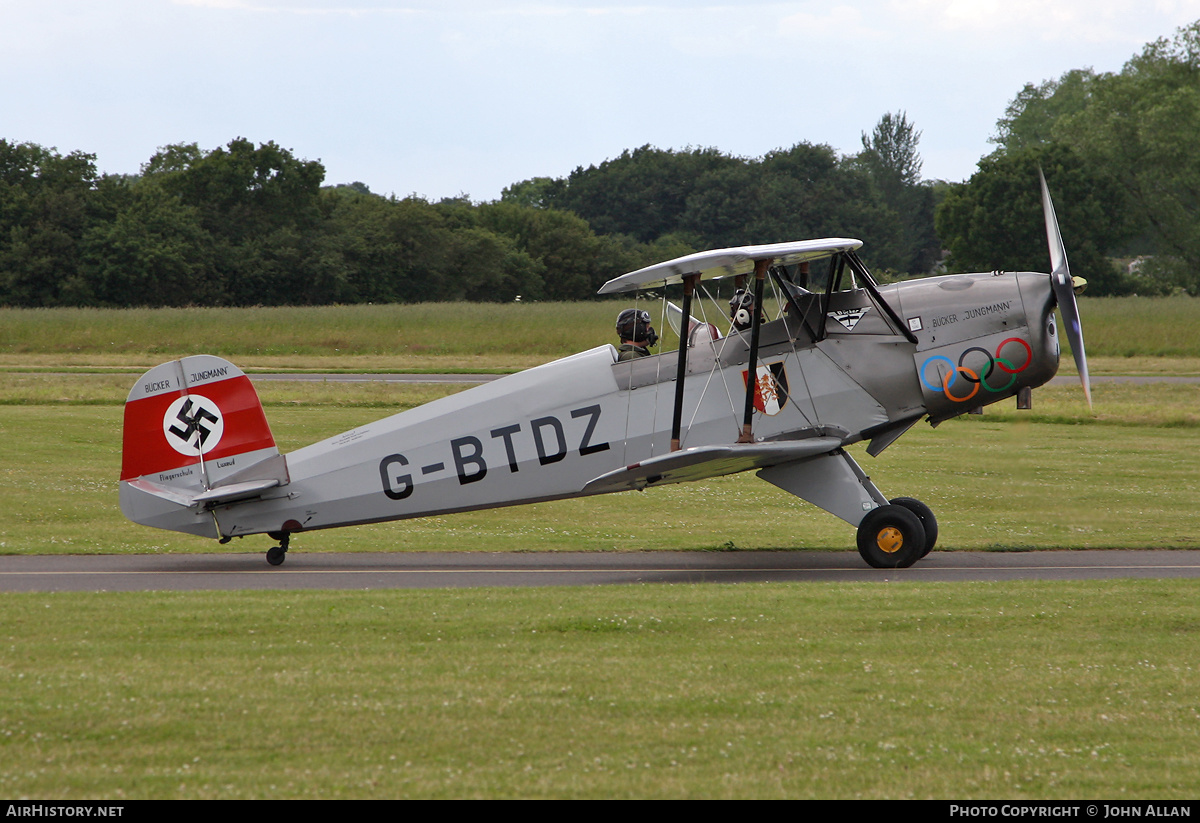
[0,303,629,372]
[3,304,1200,799]
[4,296,1200,373]
[1081,295,1200,359]
[1,379,1198,556]
[1,582,1197,799]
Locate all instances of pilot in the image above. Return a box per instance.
[615,308,658,361]
[729,289,766,332]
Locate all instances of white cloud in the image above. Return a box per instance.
[893,0,1199,46]
[3,0,1200,197]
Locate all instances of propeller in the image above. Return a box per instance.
[1039,168,1092,409]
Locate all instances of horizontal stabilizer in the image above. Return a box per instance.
[124,452,288,510]
[122,478,198,508]
[192,477,282,506]
[123,457,286,505]
[123,476,282,509]
[582,437,842,494]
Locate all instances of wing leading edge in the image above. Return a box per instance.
[597,239,863,295]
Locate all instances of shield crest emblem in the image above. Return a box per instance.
[743,362,789,415]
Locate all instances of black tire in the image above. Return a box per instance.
[266,546,287,566]
[857,504,926,569]
[889,497,938,557]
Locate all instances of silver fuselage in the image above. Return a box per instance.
[120,269,1060,541]
[189,270,1059,538]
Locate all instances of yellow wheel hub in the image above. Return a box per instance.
[876,526,904,554]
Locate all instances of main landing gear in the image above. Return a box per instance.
[856,498,938,569]
[266,531,290,566]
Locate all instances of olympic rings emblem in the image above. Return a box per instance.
[920,337,1033,403]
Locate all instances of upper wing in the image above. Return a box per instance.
[597,239,863,295]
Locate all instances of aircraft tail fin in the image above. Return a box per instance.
[119,356,287,538]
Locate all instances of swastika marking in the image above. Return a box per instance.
[162,394,225,456]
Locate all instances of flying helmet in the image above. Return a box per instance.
[729,289,757,331]
[616,308,658,347]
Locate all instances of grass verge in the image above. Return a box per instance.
[5,296,1200,374]
[2,581,1197,799]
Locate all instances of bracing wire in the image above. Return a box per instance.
[769,266,818,430]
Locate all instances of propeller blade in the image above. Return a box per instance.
[1039,169,1092,409]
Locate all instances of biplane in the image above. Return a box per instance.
[120,173,1090,568]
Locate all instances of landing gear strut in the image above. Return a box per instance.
[266,531,290,566]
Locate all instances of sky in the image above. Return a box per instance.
[4,0,1200,202]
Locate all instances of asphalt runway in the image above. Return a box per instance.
[2,550,1199,592]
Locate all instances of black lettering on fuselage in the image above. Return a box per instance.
[379,454,414,500]
[531,416,567,465]
[571,405,610,456]
[490,424,522,472]
[451,436,487,484]
[962,301,1013,320]
[379,404,609,499]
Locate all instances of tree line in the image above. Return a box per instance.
[2,19,1197,307]
[0,138,659,307]
[0,121,937,308]
[938,20,1200,295]
[502,118,939,281]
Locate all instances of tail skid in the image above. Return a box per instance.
[119,356,288,538]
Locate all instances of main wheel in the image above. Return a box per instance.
[266,546,287,566]
[889,497,938,557]
[857,504,926,569]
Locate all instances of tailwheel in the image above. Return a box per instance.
[889,497,938,558]
[265,531,290,567]
[856,504,925,569]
